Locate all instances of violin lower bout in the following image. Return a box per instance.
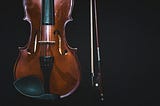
[14,47,81,97]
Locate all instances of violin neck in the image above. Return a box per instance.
[42,0,55,25]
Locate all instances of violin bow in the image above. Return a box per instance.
[90,0,104,101]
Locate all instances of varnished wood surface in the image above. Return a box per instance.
[14,0,80,97]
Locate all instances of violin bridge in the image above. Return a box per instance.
[38,41,55,44]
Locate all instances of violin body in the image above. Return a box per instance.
[14,0,80,99]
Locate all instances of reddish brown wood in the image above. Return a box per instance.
[14,0,80,97]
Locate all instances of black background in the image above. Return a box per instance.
[0,0,160,106]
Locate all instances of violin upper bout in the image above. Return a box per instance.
[23,0,41,23]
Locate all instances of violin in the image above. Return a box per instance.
[14,0,81,100]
